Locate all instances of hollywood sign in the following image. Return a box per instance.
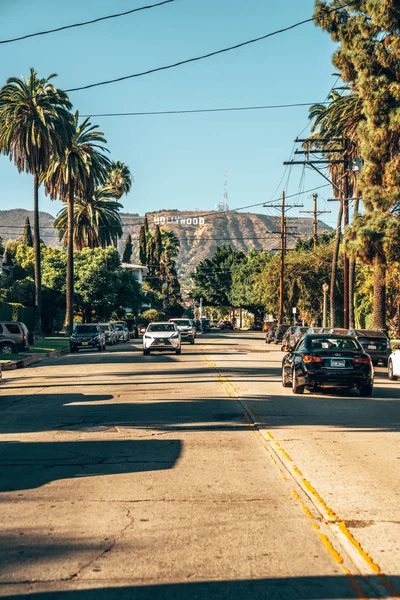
[154,216,205,226]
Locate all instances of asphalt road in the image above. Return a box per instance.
[0,332,399,599]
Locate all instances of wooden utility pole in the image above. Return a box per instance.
[343,140,350,329]
[300,194,331,251]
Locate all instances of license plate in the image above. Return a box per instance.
[81,342,89,345]
[368,345,377,350]
[331,359,345,368]
[159,343,165,346]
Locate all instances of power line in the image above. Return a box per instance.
[0,1,174,45]
[81,102,329,118]
[65,1,357,93]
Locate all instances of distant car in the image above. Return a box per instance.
[114,322,130,342]
[219,320,233,330]
[201,318,211,333]
[273,324,291,345]
[265,325,277,344]
[124,318,139,339]
[280,326,297,350]
[143,322,181,355]
[70,324,106,353]
[169,318,196,344]
[99,322,118,345]
[0,321,30,355]
[282,326,309,351]
[347,329,391,366]
[250,321,263,331]
[282,334,374,396]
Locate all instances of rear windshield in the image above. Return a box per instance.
[99,325,110,331]
[115,324,124,330]
[76,326,98,334]
[309,337,359,351]
[171,320,191,327]
[355,330,387,339]
[148,324,175,332]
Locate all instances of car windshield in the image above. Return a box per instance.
[355,330,386,339]
[148,324,175,332]
[75,326,98,335]
[171,320,191,327]
[115,324,124,330]
[309,337,359,351]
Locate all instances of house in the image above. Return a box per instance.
[121,263,149,286]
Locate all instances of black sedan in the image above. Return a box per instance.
[282,334,374,396]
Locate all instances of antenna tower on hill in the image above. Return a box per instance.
[215,171,229,212]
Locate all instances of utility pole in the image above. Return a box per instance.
[264,192,303,325]
[300,194,331,251]
[343,140,350,329]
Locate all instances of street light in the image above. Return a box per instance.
[322,283,329,328]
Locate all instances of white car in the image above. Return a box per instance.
[169,318,196,344]
[143,322,181,356]
[388,344,400,380]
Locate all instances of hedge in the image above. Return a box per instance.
[0,302,34,330]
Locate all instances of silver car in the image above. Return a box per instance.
[114,322,129,342]
[169,318,196,344]
[143,322,181,355]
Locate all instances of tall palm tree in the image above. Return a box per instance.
[307,90,363,326]
[54,186,123,250]
[44,113,110,332]
[106,161,133,201]
[0,68,72,332]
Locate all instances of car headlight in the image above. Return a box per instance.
[70,336,77,341]
[171,332,180,339]
[144,334,152,339]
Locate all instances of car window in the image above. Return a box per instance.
[0,325,3,334]
[310,337,359,350]
[148,324,176,332]
[296,339,307,352]
[5,323,20,334]
[75,326,98,334]
[115,324,124,330]
[171,320,191,327]
[99,325,109,331]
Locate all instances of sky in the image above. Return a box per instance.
[0,0,339,227]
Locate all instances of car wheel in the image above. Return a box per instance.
[190,338,195,345]
[359,384,373,397]
[143,349,150,356]
[176,347,182,355]
[388,360,398,381]
[292,369,305,394]
[70,346,75,354]
[0,342,16,355]
[282,366,291,388]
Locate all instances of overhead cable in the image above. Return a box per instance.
[65,1,358,92]
[0,1,174,45]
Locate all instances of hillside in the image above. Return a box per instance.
[0,208,332,272]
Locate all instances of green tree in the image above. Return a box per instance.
[230,250,271,317]
[191,245,246,307]
[44,112,110,332]
[54,186,123,251]
[138,225,147,265]
[122,234,133,263]
[0,68,72,332]
[106,161,133,201]
[21,217,34,247]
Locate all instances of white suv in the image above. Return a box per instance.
[143,322,181,355]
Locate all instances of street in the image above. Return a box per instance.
[0,331,399,599]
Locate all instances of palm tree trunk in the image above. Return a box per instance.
[330,201,343,328]
[65,183,75,334]
[372,258,386,330]
[348,196,360,329]
[33,172,42,334]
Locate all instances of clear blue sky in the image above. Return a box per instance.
[0,0,338,226]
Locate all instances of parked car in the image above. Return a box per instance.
[347,329,391,367]
[169,318,196,344]
[219,320,234,330]
[265,325,277,343]
[124,318,138,339]
[273,324,291,345]
[99,322,118,345]
[280,326,297,350]
[250,321,263,331]
[388,344,400,380]
[114,321,130,342]
[0,321,30,354]
[283,326,309,351]
[282,333,373,396]
[70,324,106,353]
[143,322,181,355]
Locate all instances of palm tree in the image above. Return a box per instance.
[106,161,133,201]
[0,68,72,332]
[54,186,123,251]
[44,113,110,332]
[307,90,363,327]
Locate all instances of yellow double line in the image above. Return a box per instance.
[202,349,400,600]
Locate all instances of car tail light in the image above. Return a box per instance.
[302,355,324,364]
[353,356,371,365]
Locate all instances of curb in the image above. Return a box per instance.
[1,346,69,371]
